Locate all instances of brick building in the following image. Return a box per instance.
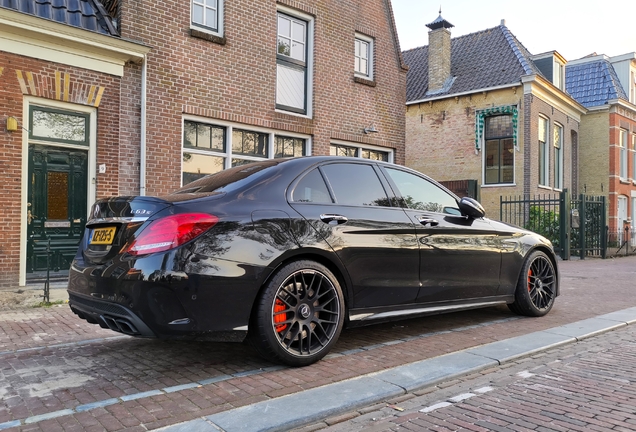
[566,53,636,238]
[402,14,585,216]
[0,0,149,287]
[1,0,407,288]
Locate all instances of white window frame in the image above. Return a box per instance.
[553,59,565,91]
[538,116,550,187]
[181,116,312,186]
[632,134,636,183]
[275,6,314,118]
[620,128,628,180]
[553,122,563,190]
[330,140,394,163]
[354,33,373,80]
[191,0,224,36]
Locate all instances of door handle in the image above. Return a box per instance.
[416,216,439,226]
[320,214,348,225]
[27,210,37,225]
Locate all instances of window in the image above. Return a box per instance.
[292,168,332,203]
[29,106,89,145]
[182,120,308,186]
[483,115,514,185]
[554,123,563,189]
[620,129,628,179]
[538,116,549,186]
[330,143,390,162]
[191,0,223,34]
[385,168,458,214]
[632,134,636,181]
[553,60,564,90]
[275,136,305,158]
[276,12,309,114]
[321,163,390,207]
[355,34,373,79]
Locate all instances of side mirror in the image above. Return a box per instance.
[458,197,485,219]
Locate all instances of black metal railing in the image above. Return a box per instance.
[500,190,607,260]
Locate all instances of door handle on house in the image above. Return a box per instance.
[27,203,37,225]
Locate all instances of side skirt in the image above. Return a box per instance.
[347,296,514,327]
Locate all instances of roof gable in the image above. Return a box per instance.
[0,0,118,36]
[565,60,628,107]
[403,25,541,103]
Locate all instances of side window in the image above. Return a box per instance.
[292,169,332,203]
[385,168,458,213]
[321,164,390,207]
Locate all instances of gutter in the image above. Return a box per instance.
[140,54,147,196]
[406,82,519,106]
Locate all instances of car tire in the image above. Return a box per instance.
[508,250,557,317]
[249,260,345,367]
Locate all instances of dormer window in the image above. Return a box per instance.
[553,59,565,91]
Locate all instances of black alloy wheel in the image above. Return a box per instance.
[250,260,345,366]
[508,250,556,317]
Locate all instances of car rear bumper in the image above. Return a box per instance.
[68,292,156,337]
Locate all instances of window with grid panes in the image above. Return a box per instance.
[483,115,514,184]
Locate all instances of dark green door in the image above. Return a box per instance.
[27,145,88,273]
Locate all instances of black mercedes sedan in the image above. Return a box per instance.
[68,156,559,366]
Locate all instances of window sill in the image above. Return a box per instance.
[190,28,226,45]
[538,185,553,191]
[619,178,631,185]
[354,76,376,87]
[481,183,516,188]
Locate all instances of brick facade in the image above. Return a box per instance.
[116,0,407,197]
[0,52,123,288]
[405,84,580,217]
[1,0,406,287]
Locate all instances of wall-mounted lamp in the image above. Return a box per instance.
[6,116,18,132]
[363,124,378,134]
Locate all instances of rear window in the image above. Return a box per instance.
[172,160,281,194]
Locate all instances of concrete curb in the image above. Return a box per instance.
[154,307,636,432]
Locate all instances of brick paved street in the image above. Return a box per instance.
[300,317,636,432]
[0,255,634,431]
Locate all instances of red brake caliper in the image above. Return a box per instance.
[274,299,288,333]
[527,269,533,292]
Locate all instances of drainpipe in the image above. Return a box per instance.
[140,54,147,196]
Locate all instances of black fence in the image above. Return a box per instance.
[607,227,636,257]
[500,190,607,259]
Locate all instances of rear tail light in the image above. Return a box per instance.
[123,213,218,256]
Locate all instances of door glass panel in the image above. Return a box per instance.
[385,168,458,213]
[321,164,389,207]
[47,171,68,220]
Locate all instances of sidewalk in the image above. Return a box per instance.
[0,282,68,309]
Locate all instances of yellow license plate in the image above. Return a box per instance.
[90,227,116,245]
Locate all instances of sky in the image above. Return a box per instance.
[390,0,636,61]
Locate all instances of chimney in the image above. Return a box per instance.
[426,10,454,93]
